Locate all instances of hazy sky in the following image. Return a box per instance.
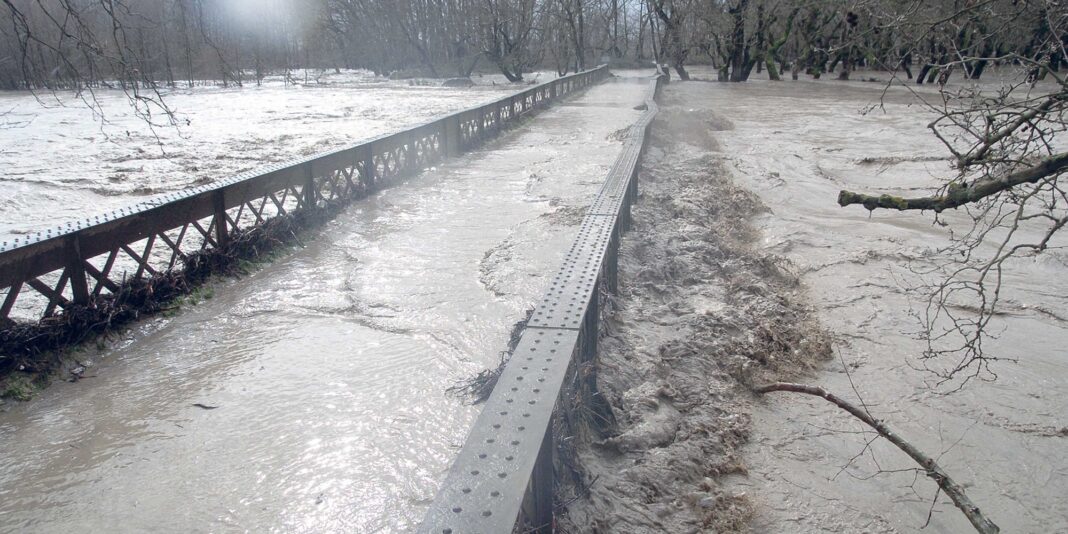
[217,0,303,35]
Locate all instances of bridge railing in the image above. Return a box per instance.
[0,66,609,324]
[418,73,666,534]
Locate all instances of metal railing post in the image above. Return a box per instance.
[363,143,377,193]
[303,163,316,209]
[65,235,89,305]
[446,117,459,156]
[212,190,230,248]
[525,427,555,533]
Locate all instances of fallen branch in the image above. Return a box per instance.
[838,151,1068,212]
[754,382,999,534]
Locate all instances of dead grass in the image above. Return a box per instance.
[447,308,534,404]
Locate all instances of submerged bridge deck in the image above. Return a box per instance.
[0,69,663,533]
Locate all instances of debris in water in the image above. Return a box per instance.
[447,308,533,404]
[191,403,219,410]
[68,365,86,382]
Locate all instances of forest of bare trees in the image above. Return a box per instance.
[2,1,1065,90]
[0,0,648,89]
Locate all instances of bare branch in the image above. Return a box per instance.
[838,152,1068,212]
[755,382,1000,534]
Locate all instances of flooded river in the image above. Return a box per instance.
[0,70,535,236]
[0,76,647,532]
[9,67,1060,533]
[680,73,1068,532]
[555,71,1065,533]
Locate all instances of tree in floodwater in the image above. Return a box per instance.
[692,0,800,82]
[473,0,542,82]
[6,0,1067,92]
[838,1,1068,389]
[0,0,194,129]
[647,0,697,79]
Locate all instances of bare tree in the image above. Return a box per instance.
[647,0,691,79]
[837,1,1067,388]
[475,0,541,82]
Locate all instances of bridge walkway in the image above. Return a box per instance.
[0,75,651,533]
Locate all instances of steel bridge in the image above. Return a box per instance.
[0,66,665,533]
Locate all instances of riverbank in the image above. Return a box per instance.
[558,78,1067,532]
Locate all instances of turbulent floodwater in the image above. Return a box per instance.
[8,67,1063,533]
[554,70,1066,533]
[678,73,1068,532]
[0,76,647,532]
[0,69,547,236]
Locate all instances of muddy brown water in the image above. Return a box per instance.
[6,71,1063,533]
[555,69,1065,533]
[670,73,1068,532]
[0,77,648,533]
[0,70,535,237]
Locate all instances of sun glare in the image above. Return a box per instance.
[219,0,299,34]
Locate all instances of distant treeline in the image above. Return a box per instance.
[1,0,1065,90]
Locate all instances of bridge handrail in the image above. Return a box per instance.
[418,72,667,534]
[0,66,610,322]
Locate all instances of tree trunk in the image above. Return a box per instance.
[727,0,750,82]
[636,2,646,60]
[766,53,781,81]
[900,50,913,80]
[492,58,523,82]
[926,65,939,83]
[916,63,932,84]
